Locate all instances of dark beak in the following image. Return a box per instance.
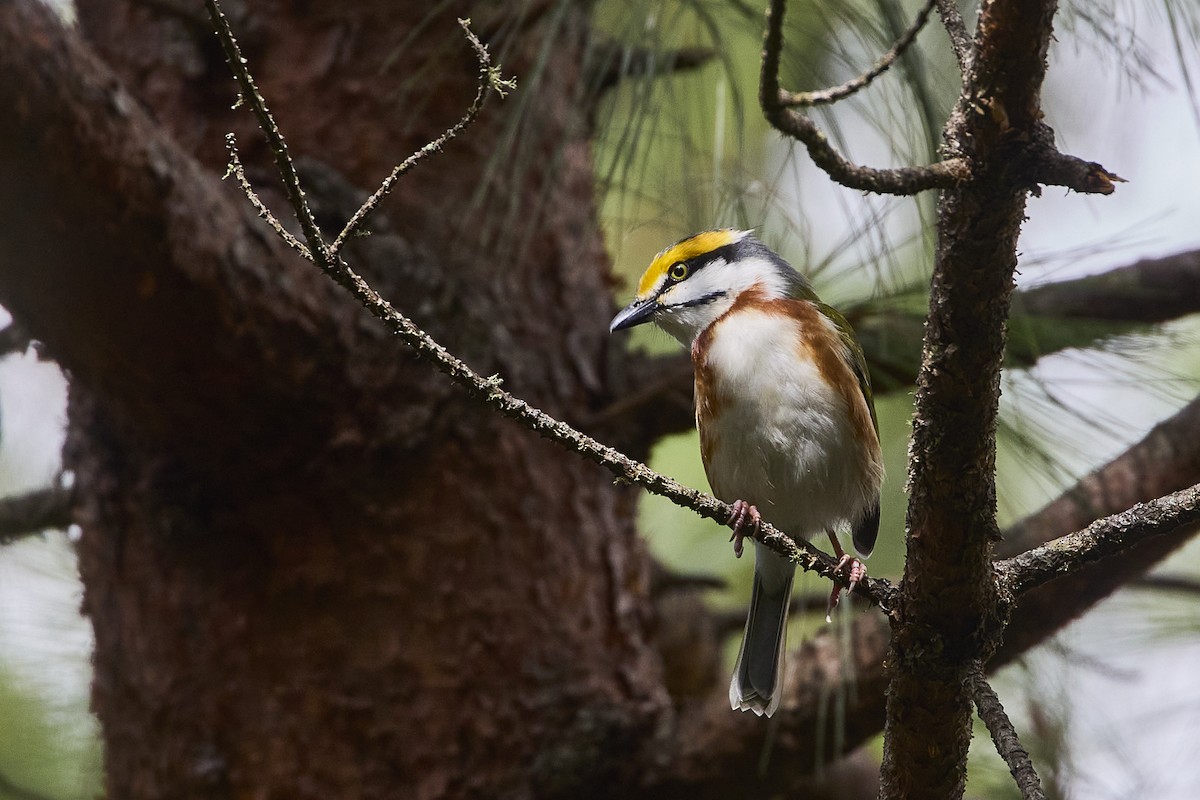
[609,298,657,332]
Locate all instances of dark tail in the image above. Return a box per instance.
[852,500,881,557]
[729,542,795,717]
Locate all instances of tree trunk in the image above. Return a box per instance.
[2,1,665,797]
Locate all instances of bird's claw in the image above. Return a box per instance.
[825,554,867,622]
[725,499,761,559]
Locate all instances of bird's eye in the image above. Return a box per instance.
[669,263,689,281]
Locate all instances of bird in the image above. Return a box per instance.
[609,229,883,718]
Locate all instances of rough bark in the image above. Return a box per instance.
[881,1,1059,797]
[1,2,662,797]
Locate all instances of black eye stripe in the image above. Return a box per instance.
[678,290,725,308]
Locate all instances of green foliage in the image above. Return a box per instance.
[0,660,101,800]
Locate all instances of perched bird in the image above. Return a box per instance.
[610,229,883,718]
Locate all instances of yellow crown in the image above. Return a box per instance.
[636,229,748,297]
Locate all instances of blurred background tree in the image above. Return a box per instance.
[2,0,1200,798]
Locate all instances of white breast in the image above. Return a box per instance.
[698,309,875,540]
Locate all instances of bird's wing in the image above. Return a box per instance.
[818,301,882,555]
[816,302,878,435]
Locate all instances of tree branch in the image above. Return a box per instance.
[208,4,511,263]
[1016,122,1123,195]
[0,485,75,546]
[1015,247,1200,324]
[993,391,1200,666]
[221,134,311,259]
[997,483,1200,598]
[759,0,968,195]
[202,0,329,266]
[328,20,514,257]
[971,665,1046,800]
[204,0,898,613]
[778,0,936,108]
[1000,393,1200,558]
[650,561,727,596]
[1026,150,1123,195]
[935,0,973,72]
[881,0,1076,794]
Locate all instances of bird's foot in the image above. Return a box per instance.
[725,500,761,559]
[825,554,866,623]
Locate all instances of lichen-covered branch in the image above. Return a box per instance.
[997,483,1200,597]
[203,0,328,265]
[971,665,1046,800]
[328,20,514,256]
[935,0,973,72]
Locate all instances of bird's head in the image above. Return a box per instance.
[609,229,811,345]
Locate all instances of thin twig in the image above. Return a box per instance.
[760,0,967,194]
[204,0,897,613]
[0,485,74,546]
[780,0,936,108]
[222,134,311,260]
[935,0,972,72]
[204,0,329,265]
[329,19,515,257]
[970,664,1047,800]
[996,482,1200,598]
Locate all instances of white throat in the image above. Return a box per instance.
[653,254,790,346]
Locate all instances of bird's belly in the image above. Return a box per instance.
[697,312,875,539]
[703,395,868,538]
